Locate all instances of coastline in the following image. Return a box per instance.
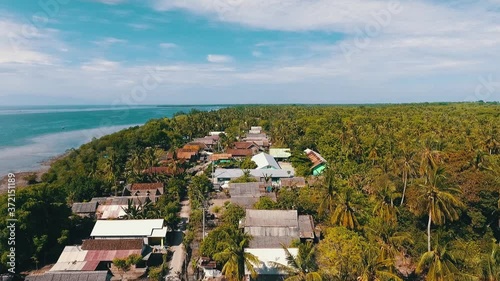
[0,152,68,194]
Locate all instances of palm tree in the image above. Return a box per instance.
[416,243,475,281]
[481,239,500,281]
[144,147,159,168]
[365,218,414,263]
[419,142,441,183]
[214,238,260,281]
[398,149,417,206]
[371,176,400,224]
[103,151,120,196]
[418,167,464,252]
[270,242,322,281]
[128,148,145,174]
[331,187,361,230]
[357,247,402,281]
[318,169,341,217]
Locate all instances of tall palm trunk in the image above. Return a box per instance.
[427,208,432,252]
[400,170,408,206]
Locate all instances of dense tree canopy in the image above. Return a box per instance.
[0,103,498,280]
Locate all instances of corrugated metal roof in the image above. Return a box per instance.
[248,236,296,249]
[304,148,327,168]
[244,248,298,275]
[90,219,164,237]
[229,182,261,197]
[81,239,143,250]
[269,148,292,159]
[233,142,257,149]
[49,246,90,272]
[209,153,232,161]
[244,210,298,227]
[251,153,281,169]
[226,149,253,157]
[26,271,110,281]
[231,197,260,209]
[130,183,163,191]
[72,202,98,214]
[280,177,306,187]
[214,169,294,180]
[97,205,126,220]
[298,215,315,239]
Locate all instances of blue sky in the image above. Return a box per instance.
[0,0,499,105]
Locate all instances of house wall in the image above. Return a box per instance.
[244,226,299,237]
[312,163,326,175]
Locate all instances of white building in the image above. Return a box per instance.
[90,219,168,246]
[251,152,281,169]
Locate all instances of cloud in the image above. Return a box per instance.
[81,59,121,71]
[159,43,178,49]
[207,54,233,63]
[128,23,151,30]
[93,37,127,47]
[0,18,60,65]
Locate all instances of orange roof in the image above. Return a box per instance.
[210,153,233,161]
[176,148,198,160]
[226,149,253,157]
[131,183,163,190]
[233,142,257,149]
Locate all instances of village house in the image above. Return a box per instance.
[25,271,112,281]
[242,126,270,150]
[209,153,232,164]
[244,248,299,281]
[251,152,281,169]
[304,148,327,175]
[232,141,260,154]
[192,135,220,151]
[90,219,169,247]
[198,257,222,280]
[269,148,292,162]
[71,201,98,218]
[91,196,154,219]
[49,239,147,272]
[227,182,277,209]
[280,177,307,188]
[124,182,164,198]
[225,148,254,158]
[240,209,316,249]
[213,168,294,184]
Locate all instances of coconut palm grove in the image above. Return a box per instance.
[1,103,499,281]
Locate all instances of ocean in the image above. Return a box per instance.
[0,105,224,176]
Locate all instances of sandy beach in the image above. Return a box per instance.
[0,153,67,194]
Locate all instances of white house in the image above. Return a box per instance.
[90,219,168,246]
[251,152,281,169]
[244,248,298,280]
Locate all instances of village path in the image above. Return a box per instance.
[166,199,191,280]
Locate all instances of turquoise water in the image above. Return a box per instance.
[0,105,223,175]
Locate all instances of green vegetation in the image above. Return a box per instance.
[0,103,498,280]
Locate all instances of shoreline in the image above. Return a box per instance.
[0,152,68,194]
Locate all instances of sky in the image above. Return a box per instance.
[0,0,499,105]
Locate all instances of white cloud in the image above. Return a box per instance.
[0,19,60,65]
[128,23,151,30]
[207,54,233,63]
[1,1,499,104]
[159,43,178,49]
[81,59,121,71]
[93,37,127,47]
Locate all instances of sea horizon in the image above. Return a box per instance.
[0,104,224,176]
